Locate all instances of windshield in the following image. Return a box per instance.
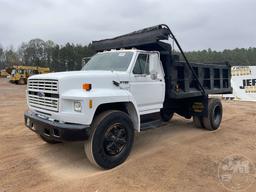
[82,52,133,71]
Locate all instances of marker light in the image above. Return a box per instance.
[83,83,92,91]
[89,99,93,109]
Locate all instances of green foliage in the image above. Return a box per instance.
[4,48,20,67]
[0,39,96,71]
[0,47,4,70]
[184,48,256,66]
[14,39,96,71]
[0,39,255,71]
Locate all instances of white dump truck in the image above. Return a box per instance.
[24,25,232,169]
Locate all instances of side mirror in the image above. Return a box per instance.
[150,73,157,80]
[149,53,159,80]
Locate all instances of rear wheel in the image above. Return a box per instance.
[193,116,204,128]
[39,135,61,144]
[203,98,223,131]
[160,109,174,122]
[85,110,134,169]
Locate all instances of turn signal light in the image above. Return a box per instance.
[89,99,93,109]
[83,83,92,91]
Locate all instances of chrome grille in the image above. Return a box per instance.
[28,79,59,112]
[28,79,58,94]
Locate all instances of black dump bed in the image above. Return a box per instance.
[91,24,232,99]
[167,60,231,99]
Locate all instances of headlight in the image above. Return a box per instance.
[74,101,82,112]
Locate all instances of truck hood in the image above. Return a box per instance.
[28,70,129,91]
[29,70,117,80]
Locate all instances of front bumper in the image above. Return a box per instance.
[24,111,90,142]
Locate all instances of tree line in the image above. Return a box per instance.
[0,39,255,71]
[184,48,256,66]
[0,39,95,72]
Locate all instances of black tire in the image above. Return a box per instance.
[18,78,26,85]
[193,116,204,128]
[39,135,61,144]
[85,110,134,169]
[160,109,174,122]
[203,98,223,131]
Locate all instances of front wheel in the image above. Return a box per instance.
[84,110,134,169]
[160,109,174,122]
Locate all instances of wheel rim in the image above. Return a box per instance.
[103,123,128,156]
[213,105,221,125]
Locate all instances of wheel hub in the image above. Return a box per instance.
[103,123,128,156]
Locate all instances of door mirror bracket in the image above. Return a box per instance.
[150,73,158,80]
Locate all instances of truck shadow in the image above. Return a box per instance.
[32,117,205,177]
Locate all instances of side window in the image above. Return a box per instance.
[133,54,149,75]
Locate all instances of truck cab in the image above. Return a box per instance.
[24,24,231,169]
[26,49,165,128]
[25,49,167,169]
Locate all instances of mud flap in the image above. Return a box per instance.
[190,96,208,117]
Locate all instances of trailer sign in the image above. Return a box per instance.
[230,66,256,100]
[239,79,256,89]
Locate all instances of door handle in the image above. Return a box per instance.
[134,74,147,78]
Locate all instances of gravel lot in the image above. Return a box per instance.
[0,78,256,192]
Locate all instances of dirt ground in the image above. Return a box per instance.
[0,78,256,192]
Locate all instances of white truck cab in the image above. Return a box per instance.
[25,49,168,169]
[25,25,230,169]
[26,49,165,128]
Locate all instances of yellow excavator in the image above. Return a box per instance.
[9,66,50,84]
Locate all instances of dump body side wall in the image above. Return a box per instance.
[161,55,232,100]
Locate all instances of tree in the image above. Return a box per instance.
[184,48,256,66]
[0,46,4,69]
[5,48,19,66]
[3,39,256,72]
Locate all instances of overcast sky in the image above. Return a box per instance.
[0,0,255,51]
